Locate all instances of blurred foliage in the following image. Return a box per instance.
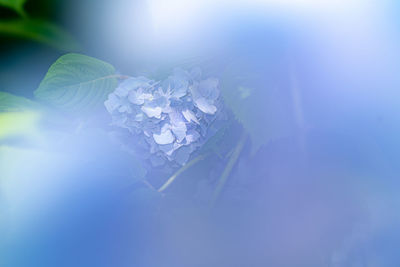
[0,0,78,51]
[2,2,398,266]
[221,57,296,154]
[34,53,117,114]
[0,91,39,111]
[0,92,42,144]
[0,111,40,140]
[0,19,79,51]
[0,0,81,100]
[0,0,26,16]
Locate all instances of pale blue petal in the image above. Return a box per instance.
[104,93,120,113]
[114,85,130,97]
[169,109,184,125]
[194,97,217,115]
[128,89,143,105]
[182,109,200,124]
[141,106,162,118]
[171,122,187,142]
[158,143,175,156]
[163,73,189,99]
[168,110,187,142]
[118,103,132,113]
[190,82,202,100]
[134,112,144,122]
[198,78,219,100]
[153,129,175,145]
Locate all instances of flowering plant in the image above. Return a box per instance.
[104,68,224,166]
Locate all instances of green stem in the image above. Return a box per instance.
[209,132,247,208]
[158,153,209,193]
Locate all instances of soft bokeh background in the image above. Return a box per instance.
[1,0,400,266]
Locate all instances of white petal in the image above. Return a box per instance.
[182,109,200,124]
[141,93,153,101]
[114,86,130,97]
[134,113,144,121]
[194,98,217,115]
[153,129,175,145]
[141,106,162,118]
[171,122,187,142]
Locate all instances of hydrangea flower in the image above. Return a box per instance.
[105,68,224,166]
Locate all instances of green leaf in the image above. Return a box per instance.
[0,91,39,112]
[0,19,80,51]
[221,59,296,154]
[0,0,26,16]
[34,53,118,114]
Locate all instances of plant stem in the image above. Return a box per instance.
[209,132,247,208]
[158,153,209,193]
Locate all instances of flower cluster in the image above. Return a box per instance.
[104,68,223,166]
